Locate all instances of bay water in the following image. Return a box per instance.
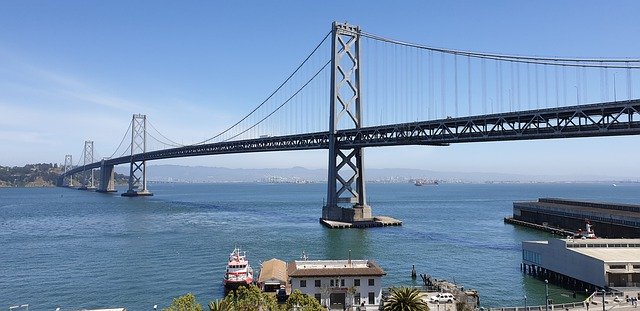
[1,182,639,310]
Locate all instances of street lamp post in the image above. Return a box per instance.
[602,289,606,311]
[545,279,549,311]
[524,295,528,311]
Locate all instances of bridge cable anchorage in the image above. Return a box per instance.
[191,31,331,146]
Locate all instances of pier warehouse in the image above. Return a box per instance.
[287,259,385,310]
[512,198,640,238]
[522,238,640,289]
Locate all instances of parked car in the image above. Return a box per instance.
[429,293,456,303]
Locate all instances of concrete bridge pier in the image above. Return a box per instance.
[97,161,117,193]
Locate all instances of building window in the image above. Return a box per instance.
[609,265,626,270]
[354,293,361,305]
[330,279,334,287]
[314,293,321,302]
[315,280,321,287]
[368,278,375,286]
[368,292,375,304]
[341,279,345,287]
[300,280,306,287]
[633,265,640,270]
[354,279,360,286]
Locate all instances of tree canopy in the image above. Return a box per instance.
[383,287,429,311]
[163,292,203,311]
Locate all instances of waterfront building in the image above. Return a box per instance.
[257,258,288,292]
[522,238,640,289]
[287,259,385,310]
[512,198,640,238]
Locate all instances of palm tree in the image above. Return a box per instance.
[383,287,429,311]
[208,299,227,311]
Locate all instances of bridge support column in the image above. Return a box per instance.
[60,154,74,187]
[321,22,400,228]
[122,114,153,197]
[78,141,97,191]
[97,160,117,193]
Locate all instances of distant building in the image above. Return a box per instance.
[288,259,385,310]
[258,258,288,292]
[522,238,640,289]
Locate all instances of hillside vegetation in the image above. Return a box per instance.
[0,163,127,187]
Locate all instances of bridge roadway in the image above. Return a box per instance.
[64,99,640,176]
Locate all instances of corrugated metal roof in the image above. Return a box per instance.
[257,258,288,284]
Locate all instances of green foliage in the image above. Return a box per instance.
[383,287,429,311]
[208,299,231,311]
[215,285,278,311]
[164,292,203,311]
[0,163,128,187]
[285,290,324,311]
[205,286,323,311]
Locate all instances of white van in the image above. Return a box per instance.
[429,293,456,303]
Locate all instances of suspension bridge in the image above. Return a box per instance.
[58,22,640,228]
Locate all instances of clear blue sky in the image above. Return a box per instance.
[1,1,639,180]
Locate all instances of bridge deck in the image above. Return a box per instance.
[62,99,640,178]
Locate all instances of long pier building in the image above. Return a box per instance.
[510,198,640,238]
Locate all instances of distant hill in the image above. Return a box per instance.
[0,163,64,187]
[121,164,633,183]
[0,163,128,188]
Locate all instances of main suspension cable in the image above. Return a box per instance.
[191,31,332,145]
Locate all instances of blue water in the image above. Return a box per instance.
[1,182,639,310]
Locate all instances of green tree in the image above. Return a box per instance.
[218,285,278,311]
[208,299,231,311]
[285,290,324,311]
[383,287,429,311]
[164,292,203,311]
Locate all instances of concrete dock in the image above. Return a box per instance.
[320,216,402,228]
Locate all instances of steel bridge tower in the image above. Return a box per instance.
[63,154,73,187]
[322,22,373,224]
[79,141,97,190]
[122,114,152,197]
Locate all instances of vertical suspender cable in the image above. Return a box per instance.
[441,52,446,118]
[429,50,434,119]
[482,58,487,114]
[468,55,472,116]
[454,54,459,117]
[627,62,632,99]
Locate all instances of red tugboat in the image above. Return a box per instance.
[223,247,254,293]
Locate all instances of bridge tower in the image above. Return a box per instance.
[63,154,73,187]
[322,22,373,224]
[122,114,153,197]
[79,141,97,190]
